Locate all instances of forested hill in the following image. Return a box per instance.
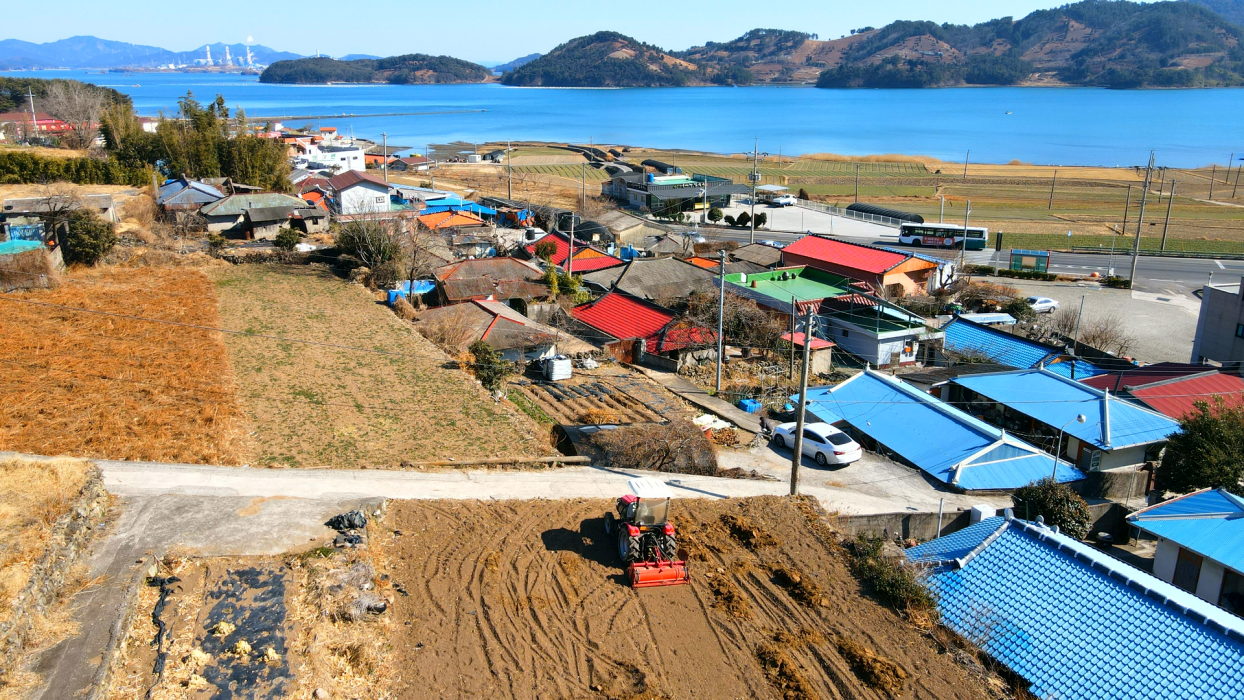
[816,0,1244,88]
[1186,0,1244,26]
[0,77,130,113]
[500,32,706,87]
[259,54,492,84]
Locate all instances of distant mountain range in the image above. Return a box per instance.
[492,53,542,73]
[0,36,300,69]
[259,55,492,85]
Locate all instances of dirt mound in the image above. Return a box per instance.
[382,496,996,700]
[836,636,909,695]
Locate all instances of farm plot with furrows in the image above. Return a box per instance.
[508,374,672,425]
[383,496,998,700]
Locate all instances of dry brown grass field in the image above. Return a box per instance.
[0,267,251,464]
[212,265,549,468]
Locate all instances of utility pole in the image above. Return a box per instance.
[26,88,37,143]
[790,306,814,496]
[1119,183,1133,244]
[1072,295,1086,354]
[1160,180,1177,251]
[507,139,512,200]
[568,212,575,276]
[939,195,945,223]
[1235,161,1243,199]
[381,132,388,183]
[1227,154,1234,184]
[1209,164,1217,201]
[715,250,726,395]
[1157,167,1165,204]
[1047,169,1057,209]
[750,138,758,244]
[1129,152,1154,284]
[789,295,796,381]
[854,163,860,203]
[963,150,970,180]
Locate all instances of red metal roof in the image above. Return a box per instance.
[1080,363,1213,392]
[571,291,709,353]
[1128,372,1244,420]
[524,232,624,272]
[781,235,909,275]
[781,332,834,350]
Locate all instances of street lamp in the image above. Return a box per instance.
[1052,414,1087,480]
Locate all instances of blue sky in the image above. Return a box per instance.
[10,0,1087,63]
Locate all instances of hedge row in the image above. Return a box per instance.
[0,150,150,187]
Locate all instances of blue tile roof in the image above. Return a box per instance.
[951,368,1181,450]
[801,370,1083,490]
[908,517,1244,700]
[1128,489,1244,574]
[943,317,1104,379]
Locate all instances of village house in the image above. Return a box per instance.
[521,231,626,274]
[1128,489,1244,613]
[941,316,1103,379]
[947,368,1180,475]
[579,256,720,303]
[906,514,1244,700]
[417,300,593,362]
[724,266,936,368]
[803,369,1083,490]
[1190,276,1244,368]
[602,171,750,214]
[432,257,549,311]
[198,193,309,234]
[327,170,393,216]
[569,290,714,370]
[1080,364,1244,420]
[780,235,940,296]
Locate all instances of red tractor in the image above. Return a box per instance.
[603,478,690,588]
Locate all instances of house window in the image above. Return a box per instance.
[1237,323,1244,338]
[1221,569,1244,614]
[841,329,849,338]
[375,196,385,203]
[1172,547,1203,593]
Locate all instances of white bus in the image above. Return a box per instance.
[899,222,989,250]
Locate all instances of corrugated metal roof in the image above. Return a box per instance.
[730,243,783,268]
[1126,372,1244,419]
[803,370,1082,490]
[601,257,718,301]
[907,517,1244,700]
[782,235,910,275]
[943,317,1104,379]
[326,170,390,191]
[570,291,708,353]
[951,369,1180,450]
[435,257,543,282]
[199,193,308,217]
[1080,363,1214,392]
[1128,489,1244,574]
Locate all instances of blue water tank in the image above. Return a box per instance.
[737,399,763,414]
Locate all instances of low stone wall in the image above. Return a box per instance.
[833,501,1133,543]
[0,467,109,682]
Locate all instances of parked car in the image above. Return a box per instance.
[1027,296,1059,313]
[771,194,797,207]
[770,421,863,466]
[760,240,786,249]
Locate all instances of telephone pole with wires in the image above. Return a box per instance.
[1128,152,1154,284]
[715,249,726,395]
[790,306,813,496]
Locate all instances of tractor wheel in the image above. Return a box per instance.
[620,533,642,563]
[604,512,615,535]
[660,535,678,561]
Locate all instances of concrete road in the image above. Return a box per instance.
[968,249,1243,297]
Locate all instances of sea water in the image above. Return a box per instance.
[5,70,1242,168]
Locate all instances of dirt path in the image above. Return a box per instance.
[383,497,998,700]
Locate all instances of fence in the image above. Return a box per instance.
[791,200,904,228]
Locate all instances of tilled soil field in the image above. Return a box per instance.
[383,497,999,700]
[509,374,673,425]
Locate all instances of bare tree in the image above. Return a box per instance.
[35,183,85,241]
[402,219,441,305]
[1078,312,1136,357]
[43,81,106,150]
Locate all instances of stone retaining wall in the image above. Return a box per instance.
[0,467,109,681]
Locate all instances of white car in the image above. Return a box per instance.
[760,240,786,249]
[1027,296,1059,314]
[771,421,863,466]
[771,194,798,207]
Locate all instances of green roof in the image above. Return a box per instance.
[724,266,853,303]
[828,308,926,333]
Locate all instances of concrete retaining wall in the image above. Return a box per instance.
[0,468,109,681]
[833,501,1133,543]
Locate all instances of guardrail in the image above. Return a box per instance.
[1069,246,1244,260]
[790,200,904,228]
